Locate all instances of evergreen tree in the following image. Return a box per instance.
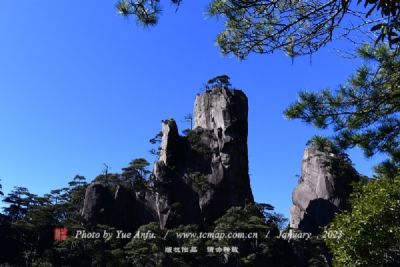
[3,186,36,222]
[125,222,167,266]
[0,179,3,197]
[122,158,151,190]
[284,44,399,265]
[117,0,400,59]
[326,173,400,266]
[149,131,163,156]
[205,75,232,90]
[209,203,291,266]
[285,44,400,170]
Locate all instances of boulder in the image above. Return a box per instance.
[82,183,156,230]
[81,183,114,226]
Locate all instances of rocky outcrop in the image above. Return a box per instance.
[82,183,115,226]
[290,145,361,234]
[149,88,253,228]
[193,88,253,223]
[82,183,156,230]
[82,87,254,230]
[146,119,202,228]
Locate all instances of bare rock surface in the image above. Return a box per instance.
[290,145,360,234]
[82,88,254,229]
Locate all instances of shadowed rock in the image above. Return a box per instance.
[82,183,156,230]
[193,88,254,223]
[82,183,115,226]
[149,88,253,228]
[82,88,254,230]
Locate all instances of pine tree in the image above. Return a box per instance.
[3,187,36,221]
[117,0,399,59]
[326,173,400,266]
[285,44,400,171]
[122,158,151,190]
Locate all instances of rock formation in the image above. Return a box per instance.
[82,183,115,226]
[290,144,361,234]
[81,88,254,229]
[193,88,254,223]
[82,182,156,230]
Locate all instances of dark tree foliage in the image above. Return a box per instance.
[125,203,293,267]
[257,203,288,231]
[149,130,163,156]
[117,0,400,59]
[284,43,399,266]
[149,131,162,145]
[0,179,3,197]
[0,167,325,267]
[326,173,400,266]
[52,224,130,267]
[186,129,213,159]
[208,0,400,58]
[285,44,400,168]
[205,74,232,90]
[122,158,151,190]
[122,158,151,179]
[0,176,89,266]
[3,187,36,222]
[93,173,123,187]
[306,135,344,155]
[209,203,292,266]
[54,175,88,225]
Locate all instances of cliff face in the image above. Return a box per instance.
[147,88,253,228]
[290,145,361,234]
[82,183,156,230]
[82,88,254,229]
[193,88,253,223]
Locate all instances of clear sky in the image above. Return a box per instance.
[0,1,384,217]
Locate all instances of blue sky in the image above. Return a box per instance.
[0,1,384,217]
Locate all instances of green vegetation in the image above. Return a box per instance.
[284,42,399,267]
[0,178,294,266]
[306,136,359,178]
[122,158,151,190]
[285,44,399,171]
[187,171,212,195]
[211,204,283,266]
[205,75,232,90]
[0,179,3,197]
[0,0,398,265]
[186,130,213,160]
[306,136,343,155]
[124,222,166,266]
[0,176,88,266]
[149,131,162,156]
[326,174,400,266]
[117,0,399,59]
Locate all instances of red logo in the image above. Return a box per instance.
[54,227,68,241]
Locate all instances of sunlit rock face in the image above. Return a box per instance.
[151,88,254,228]
[192,88,254,224]
[82,88,254,230]
[290,145,361,234]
